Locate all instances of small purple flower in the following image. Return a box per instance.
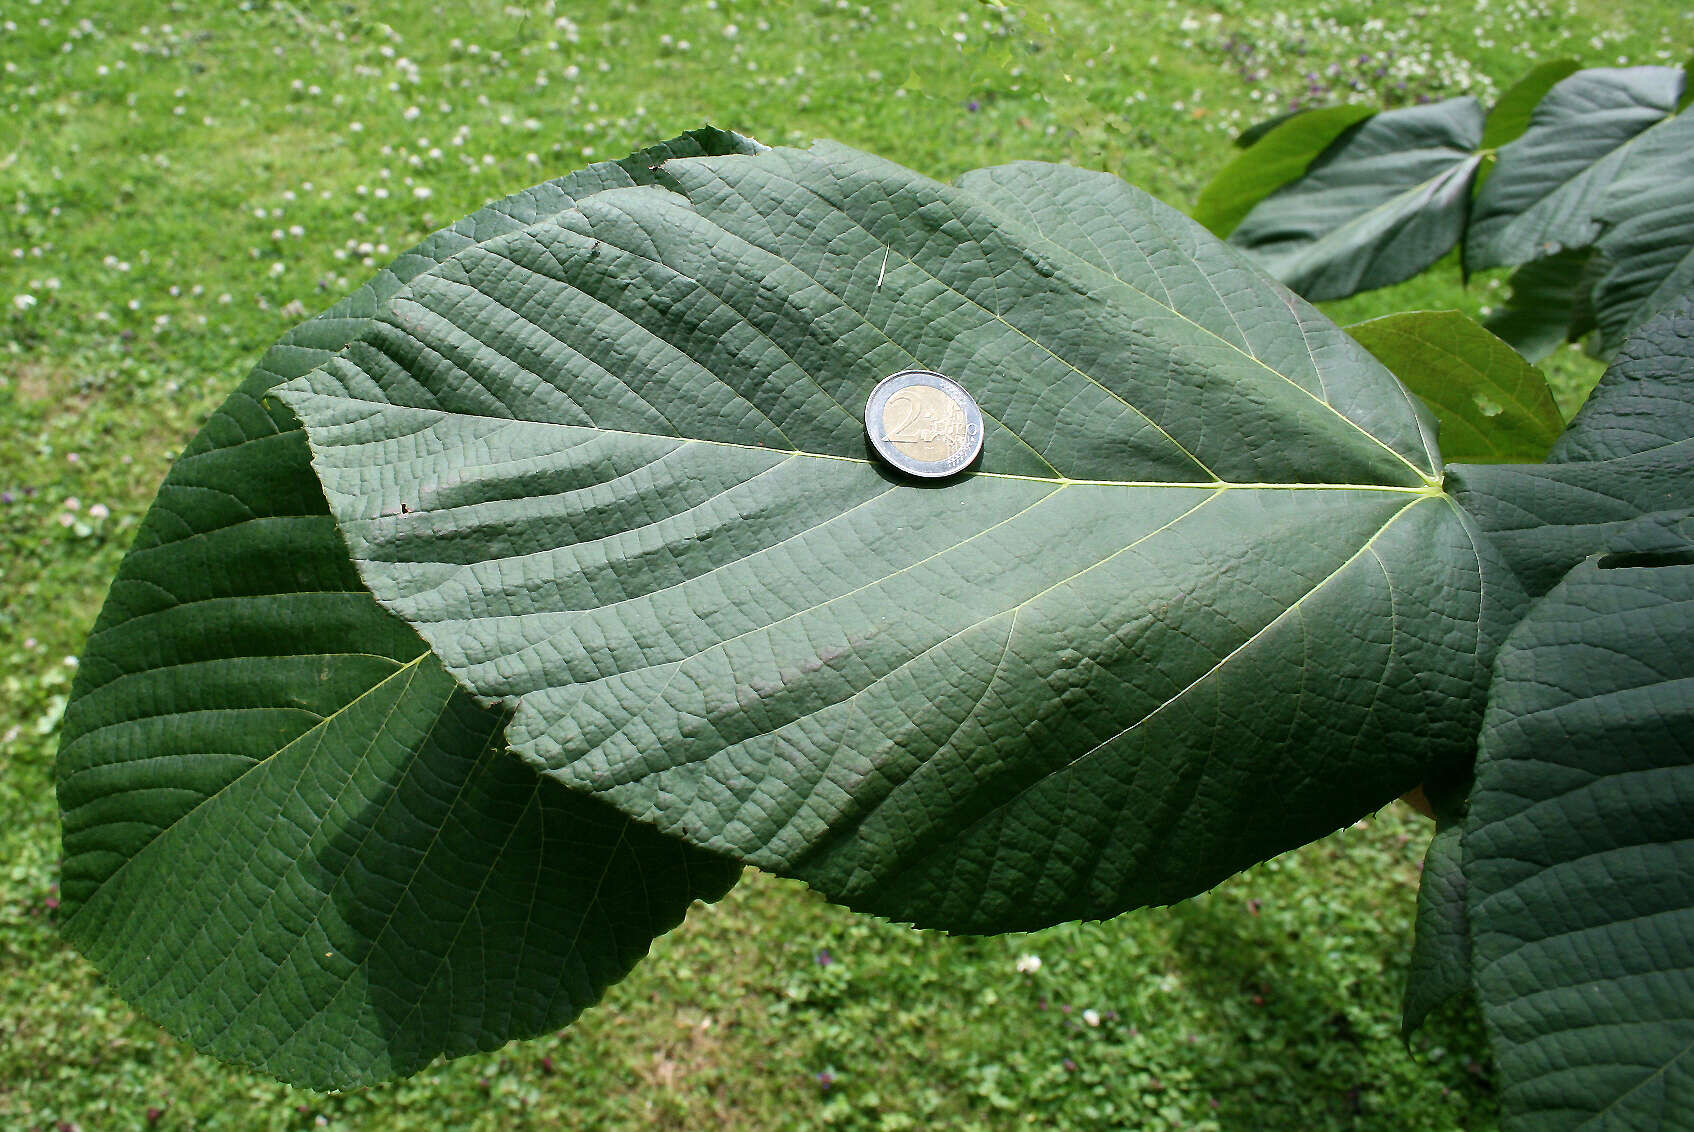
[816,1070,835,1090]
[1063,1058,1078,1073]
[967,100,980,112]
[1,491,11,503]
[816,948,832,966]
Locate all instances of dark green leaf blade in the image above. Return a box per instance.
[1447,454,1694,597]
[1467,66,1685,271]
[1450,291,1694,595]
[1402,820,1471,1040]
[1192,103,1376,237]
[1465,558,1694,1130]
[1482,248,1601,363]
[1226,97,1485,301]
[1481,59,1582,151]
[279,142,1522,933]
[62,654,732,1088]
[1346,310,1563,463]
[1592,109,1694,355]
[1551,288,1694,464]
[56,130,757,1088]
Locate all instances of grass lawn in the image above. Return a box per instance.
[3,1,1688,1128]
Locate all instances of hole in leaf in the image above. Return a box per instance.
[1597,549,1694,570]
[1472,394,1504,418]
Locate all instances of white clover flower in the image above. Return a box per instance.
[1083,1009,1101,1027]
[1015,953,1042,974]
[12,293,36,311]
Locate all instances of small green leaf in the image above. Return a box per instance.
[1468,66,1685,271]
[1465,557,1694,1130]
[1231,107,1307,149]
[1193,104,1375,237]
[1481,59,1582,151]
[1228,97,1485,301]
[1347,310,1563,463]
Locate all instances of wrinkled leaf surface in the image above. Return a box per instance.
[1402,820,1472,1039]
[1466,559,1694,1130]
[281,143,1520,932]
[55,131,754,1087]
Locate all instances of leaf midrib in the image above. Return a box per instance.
[285,388,1438,495]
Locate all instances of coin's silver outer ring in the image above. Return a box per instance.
[864,369,986,479]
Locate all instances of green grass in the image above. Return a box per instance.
[3,1,1689,1128]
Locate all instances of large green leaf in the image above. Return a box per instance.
[55,130,756,1088]
[1449,291,1694,596]
[1226,97,1485,301]
[1346,310,1563,463]
[1592,108,1694,356]
[278,142,1522,933]
[1192,103,1376,238]
[1467,66,1686,271]
[1465,558,1694,1130]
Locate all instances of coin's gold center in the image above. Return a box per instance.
[879,385,968,463]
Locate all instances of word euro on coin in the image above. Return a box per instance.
[864,370,985,479]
